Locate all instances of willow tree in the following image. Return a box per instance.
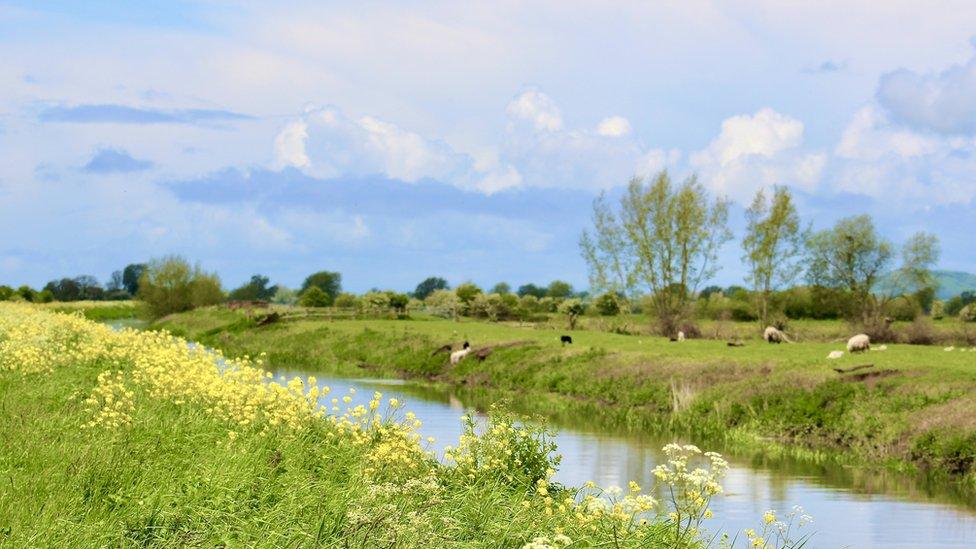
[741,186,806,328]
[806,215,939,329]
[580,171,731,335]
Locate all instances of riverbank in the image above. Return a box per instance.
[155,307,976,487]
[1,303,744,547]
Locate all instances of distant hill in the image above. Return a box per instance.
[932,270,976,299]
[876,270,976,299]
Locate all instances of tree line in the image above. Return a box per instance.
[579,170,951,336]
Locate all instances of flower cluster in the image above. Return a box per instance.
[742,506,814,549]
[82,370,135,429]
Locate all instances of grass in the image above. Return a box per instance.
[41,300,145,321]
[156,306,976,484]
[2,303,730,548]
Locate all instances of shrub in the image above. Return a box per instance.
[34,289,55,303]
[931,300,945,320]
[0,285,13,301]
[360,291,391,313]
[271,287,298,305]
[557,298,586,330]
[137,255,224,318]
[387,292,410,314]
[594,293,621,316]
[299,286,331,307]
[454,283,482,310]
[425,289,459,319]
[902,317,936,345]
[470,293,507,321]
[333,292,359,309]
[961,304,976,323]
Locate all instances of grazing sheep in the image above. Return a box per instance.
[677,331,686,342]
[763,326,791,344]
[846,334,870,353]
[560,335,573,345]
[827,350,844,360]
[450,341,471,365]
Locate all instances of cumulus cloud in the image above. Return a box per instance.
[877,52,976,135]
[83,148,154,173]
[690,108,824,201]
[596,116,632,137]
[506,89,563,132]
[832,104,976,205]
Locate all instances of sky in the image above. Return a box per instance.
[2,1,976,293]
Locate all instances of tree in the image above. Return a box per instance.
[387,291,410,313]
[44,278,83,301]
[425,289,459,319]
[454,282,482,309]
[299,286,331,307]
[807,216,939,328]
[0,286,14,301]
[16,285,36,302]
[107,270,124,292]
[517,283,547,298]
[122,263,147,295]
[333,292,359,308]
[558,298,586,330]
[271,287,298,305]
[742,186,807,328]
[580,171,731,335]
[490,282,512,295]
[301,271,341,305]
[137,256,223,317]
[546,280,574,299]
[228,275,278,301]
[414,277,449,300]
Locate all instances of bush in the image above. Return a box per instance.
[333,292,359,309]
[425,289,459,318]
[557,298,586,330]
[271,287,298,305]
[931,300,945,320]
[594,293,621,316]
[299,287,331,307]
[901,317,936,345]
[137,256,224,318]
[387,292,410,314]
[454,283,482,311]
[961,304,976,323]
[360,291,391,313]
[884,296,919,322]
[470,293,507,321]
[0,285,13,301]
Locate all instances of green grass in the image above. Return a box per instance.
[43,300,145,321]
[156,307,976,483]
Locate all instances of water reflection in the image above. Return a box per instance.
[276,369,976,548]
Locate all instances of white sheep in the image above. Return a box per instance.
[763,326,791,344]
[847,334,870,353]
[827,350,844,360]
[677,331,685,342]
[450,342,471,365]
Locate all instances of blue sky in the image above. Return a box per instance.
[2,1,976,293]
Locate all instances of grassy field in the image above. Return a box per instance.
[41,299,145,321]
[156,306,976,484]
[2,303,770,548]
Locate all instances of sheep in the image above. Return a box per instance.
[677,331,685,342]
[846,334,870,353]
[450,341,471,365]
[827,350,844,360]
[763,326,791,344]
[560,335,573,345]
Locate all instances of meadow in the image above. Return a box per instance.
[0,303,809,548]
[156,306,976,485]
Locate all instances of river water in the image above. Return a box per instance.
[275,369,976,548]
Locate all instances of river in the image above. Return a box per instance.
[275,369,976,548]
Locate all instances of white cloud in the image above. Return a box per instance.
[690,108,823,201]
[596,116,632,137]
[832,104,976,205]
[877,52,976,135]
[506,89,563,132]
[698,108,804,165]
[273,120,310,168]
